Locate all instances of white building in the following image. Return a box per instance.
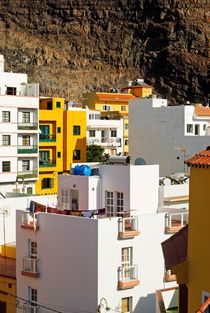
[129,97,210,176]
[87,109,124,155]
[0,55,39,194]
[16,164,189,313]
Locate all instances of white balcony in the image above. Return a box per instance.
[21,211,39,230]
[23,302,40,313]
[87,137,121,147]
[21,257,39,278]
[165,211,188,233]
[118,216,140,238]
[118,265,139,289]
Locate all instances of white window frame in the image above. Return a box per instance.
[102,105,111,111]
[111,130,117,137]
[186,124,193,133]
[29,240,37,259]
[22,160,30,171]
[89,130,96,137]
[2,135,10,146]
[29,287,38,304]
[2,111,10,122]
[22,112,30,123]
[60,189,69,210]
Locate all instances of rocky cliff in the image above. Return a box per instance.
[0,0,209,104]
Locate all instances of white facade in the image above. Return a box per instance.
[87,109,124,155]
[15,164,189,313]
[0,55,39,194]
[129,98,210,176]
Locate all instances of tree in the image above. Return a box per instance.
[87,145,108,162]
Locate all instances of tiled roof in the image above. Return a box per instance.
[161,225,188,270]
[185,148,210,168]
[96,93,136,101]
[0,256,16,279]
[194,106,210,116]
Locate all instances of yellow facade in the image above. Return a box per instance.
[0,245,16,313]
[127,86,153,98]
[63,109,86,172]
[35,97,64,195]
[187,167,210,313]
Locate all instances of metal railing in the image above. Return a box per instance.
[18,145,38,154]
[165,212,189,229]
[118,265,138,282]
[39,159,56,167]
[22,257,38,274]
[18,123,38,130]
[23,302,40,313]
[119,216,139,233]
[39,134,56,142]
[21,211,39,230]
[17,170,38,179]
[87,137,121,146]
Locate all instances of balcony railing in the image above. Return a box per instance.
[118,216,140,238]
[164,270,176,282]
[21,211,39,230]
[18,123,38,130]
[21,257,39,278]
[39,134,56,142]
[39,159,56,167]
[87,137,121,146]
[18,145,38,154]
[165,212,188,233]
[17,170,38,179]
[118,265,139,289]
[23,302,40,313]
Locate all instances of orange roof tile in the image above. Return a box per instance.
[194,107,210,116]
[185,148,210,168]
[96,93,136,101]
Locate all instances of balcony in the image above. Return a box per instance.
[21,257,39,278]
[17,170,38,179]
[118,216,140,238]
[23,302,40,313]
[87,137,121,147]
[118,265,139,289]
[18,123,38,130]
[39,134,56,142]
[21,211,39,230]
[165,211,188,233]
[18,145,38,154]
[39,159,56,167]
[164,270,176,282]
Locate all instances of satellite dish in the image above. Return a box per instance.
[134,158,146,165]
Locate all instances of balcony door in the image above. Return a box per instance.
[40,125,49,140]
[70,189,79,210]
[39,151,50,165]
[122,247,132,279]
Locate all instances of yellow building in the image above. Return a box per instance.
[162,148,210,313]
[35,97,64,195]
[0,244,16,313]
[63,108,86,172]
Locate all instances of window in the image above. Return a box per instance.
[122,247,132,280]
[57,127,61,133]
[2,135,10,146]
[73,150,81,160]
[2,161,10,172]
[195,124,200,135]
[116,192,124,213]
[22,112,30,123]
[102,105,111,111]
[41,178,54,189]
[121,297,132,313]
[106,191,114,216]
[27,187,33,195]
[73,125,81,135]
[22,160,30,171]
[29,240,37,258]
[0,301,6,313]
[89,130,95,137]
[203,124,206,131]
[57,152,61,158]
[89,114,94,120]
[125,123,128,130]
[125,139,129,146]
[2,111,10,122]
[29,287,37,304]
[60,190,69,210]
[111,130,117,137]
[121,105,127,112]
[56,101,61,108]
[6,87,16,95]
[22,135,30,146]
[47,101,52,110]
[186,124,193,133]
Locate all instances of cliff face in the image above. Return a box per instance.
[0,0,209,104]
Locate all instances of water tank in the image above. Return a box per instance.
[109,156,130,165]
[74,165,92,176]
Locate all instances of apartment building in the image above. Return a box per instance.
[129,97,210,176]
[86,109,124,155]
[0,55,39,195]
[16,163,189,313]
